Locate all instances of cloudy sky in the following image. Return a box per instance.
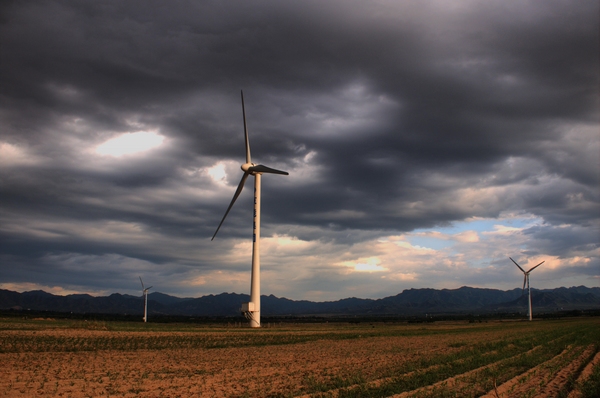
[1,0,598,301]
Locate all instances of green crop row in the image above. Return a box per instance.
[1,318,597,355]
[305,319,599,397]
[579,362,600,398]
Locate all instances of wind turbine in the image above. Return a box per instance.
[509,257,544,321]
[212,90,288,328]
[139,276,153,323]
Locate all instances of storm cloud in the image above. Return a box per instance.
[1,0,598,300]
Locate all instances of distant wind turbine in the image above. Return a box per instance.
[139,276,153,323]
[212,90,288,328]
[509,257,544,321]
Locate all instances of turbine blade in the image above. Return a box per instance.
[248,164,289,175]
[527,261,545,273]
[139,276,144,290]
[147,286,153,290]
[241,90,251,164]
[510,257,526,273]
[522,276,526,294]
[212,172,250,240]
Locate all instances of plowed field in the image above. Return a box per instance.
[1,317,598,397]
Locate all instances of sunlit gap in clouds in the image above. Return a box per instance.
[342,257,388,273]
[95,131,165,157]
[0,142,39,166]
[207,162,227,183]
[349,213,554,286]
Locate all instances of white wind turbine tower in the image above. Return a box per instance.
[139,276,153,323]
[212,90,288,328]
[510,257,544,321]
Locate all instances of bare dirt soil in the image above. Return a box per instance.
[0,318,598,397]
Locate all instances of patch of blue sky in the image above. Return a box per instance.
[407,236,454,251]
[417,214,541,236]
[406,214,543,251]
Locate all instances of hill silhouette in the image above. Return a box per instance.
[1,286,599,317]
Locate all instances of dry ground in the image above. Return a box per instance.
[0,317,598,397]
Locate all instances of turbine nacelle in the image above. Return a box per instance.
[241,162,255,173]
[241,162,288,175]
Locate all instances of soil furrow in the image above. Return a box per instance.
[480,345,579,398]
[567,350,600,398]
[387,343,549,398]
[537,344,597,397]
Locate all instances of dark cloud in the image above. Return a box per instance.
[0,0,598,299]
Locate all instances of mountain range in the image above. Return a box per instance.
[1,286,599,318]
